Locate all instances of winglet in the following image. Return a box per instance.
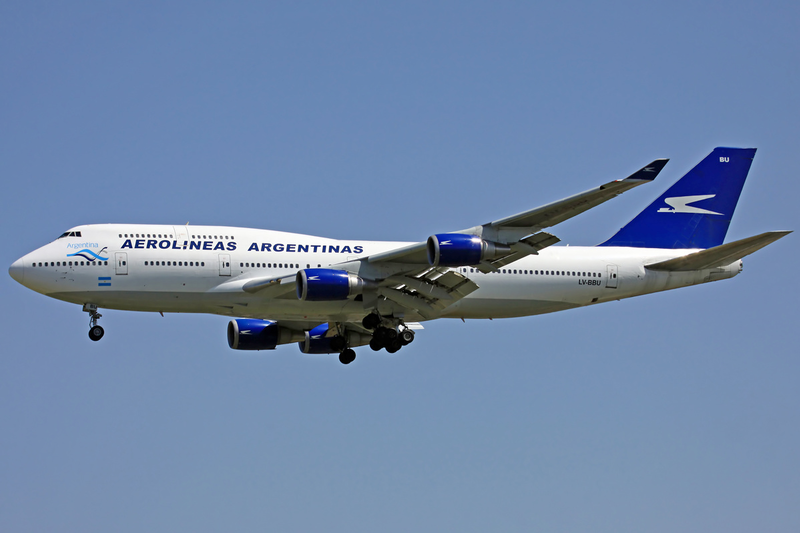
[623,159,669,182]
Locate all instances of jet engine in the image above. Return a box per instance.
[227,319,301,350]
[296,268,373,301]
[426,233,511,267]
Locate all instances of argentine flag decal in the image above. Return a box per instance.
[98,277,111,287]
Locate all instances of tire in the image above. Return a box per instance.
[89,326,105,341]
[361,313,380,330]
[339,349,356,365]
[369,337,384,351]
[385,341,402,354]
[400,330,415,345]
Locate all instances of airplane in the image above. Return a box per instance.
[8,147,790,365]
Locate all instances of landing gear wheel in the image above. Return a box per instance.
[400,329,415,345]
[362,313,381,330]
[84,303,104,341]
[369,337,384,351]
[339,349,356,365]
[89,325,105,342]
[385,340,402,354]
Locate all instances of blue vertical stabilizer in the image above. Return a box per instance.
[599,147,756,249]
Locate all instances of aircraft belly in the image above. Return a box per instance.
[441,297,578,319]
[46,290,426,323]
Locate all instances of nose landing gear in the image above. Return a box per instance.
[83,303,104,341]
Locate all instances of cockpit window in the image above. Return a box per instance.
[56,231,82,239]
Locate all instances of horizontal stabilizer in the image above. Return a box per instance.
[645,231,791,271]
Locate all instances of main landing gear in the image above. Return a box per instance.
[362,312,415,354]
[339,349,356,365]
[83,303,104,341]
[329,335,357,365]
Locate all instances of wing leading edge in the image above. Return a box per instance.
[367,158,668,267]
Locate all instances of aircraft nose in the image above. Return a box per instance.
[9,257,25,284]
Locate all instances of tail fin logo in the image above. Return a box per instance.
[657,195,723,215]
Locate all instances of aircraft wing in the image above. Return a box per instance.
[367,158,668,268]
[237,158,667,318]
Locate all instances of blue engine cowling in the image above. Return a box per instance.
[426,233,511,267]
[228,319,293,350]
[299,323,337,354]
[296,268,372,301]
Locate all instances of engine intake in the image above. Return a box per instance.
[426,233,511,267]
[296,268,373,301]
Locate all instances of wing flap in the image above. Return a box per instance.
[378,269,479,318]
[645,231,791,271]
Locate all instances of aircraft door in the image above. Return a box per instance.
[219,254,231,276]
[173,225,189,246]
[606,264,618,288]
[115,252,128,275]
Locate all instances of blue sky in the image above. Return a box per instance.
[2,2,798,531]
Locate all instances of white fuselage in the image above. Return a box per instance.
[10,224,741,324]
